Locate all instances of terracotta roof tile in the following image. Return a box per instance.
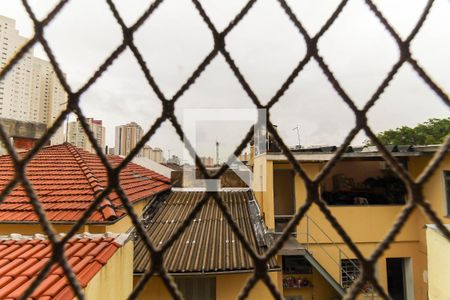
[0,233,127,300]
[0,143,171,223]
[0,276,28,299]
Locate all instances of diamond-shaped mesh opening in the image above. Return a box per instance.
[0,0,449,299]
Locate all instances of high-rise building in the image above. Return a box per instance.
[141,145,165,163]
[114,122,143,156]
[200,156,215,167]
[0,15,67,144]
[152,147,164,163]
[68,118,105,153]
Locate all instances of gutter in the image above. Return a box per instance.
[133,267,282,277]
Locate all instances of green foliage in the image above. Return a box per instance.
[368,118,450,145]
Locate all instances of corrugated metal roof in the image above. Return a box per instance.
[134,190,278,274]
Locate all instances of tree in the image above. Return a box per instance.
[368,118,450,145]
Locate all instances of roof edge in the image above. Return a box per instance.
[66,143,118,221]
[133,267,282,277]
[0,232,130,245]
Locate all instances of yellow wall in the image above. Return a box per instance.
[84,239,133,300]
[253,156,275,229]
[253,152,450,299]
[409,155,450,222]
[282,269,340,300]
[0,199,150,235]
[426,225,450,299]
[216,272,280,300]
[135,272,281,300]
[134,276,172,300]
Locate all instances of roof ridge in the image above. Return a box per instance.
[65,143,118,221]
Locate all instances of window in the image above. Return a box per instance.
[444,171,450,216]
[341,259,360,288]
[322,160,407,206]
[282,256,312,274]
[175,277,215,300]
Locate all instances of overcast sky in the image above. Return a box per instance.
[1,0,449,161]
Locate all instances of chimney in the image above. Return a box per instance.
[13,137,37,151]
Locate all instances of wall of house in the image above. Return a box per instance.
[216,272,280,300]
[254,153,450,299]
[253,156,275,229]
[134,272,281,300]
[282,268,340,300]
[274,169,295,215]
[134,276,171,300]
[409,155,450,221]
[293,160,429,300]
[84,240,133,300]
[0,199,151,235]
[426,226,450,299]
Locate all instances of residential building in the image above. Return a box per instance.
[0,117,47,154]
[167,154,180,165]
[68,117,106,153]
[0,15,67,145]
[152,147,164,163]
[200,156,214,167]
[0,233,132,299]
[0,143,171,234]
[0,16,32,122]
[141,145,165,163]
[253,144,450,299]
[115,122,143,156]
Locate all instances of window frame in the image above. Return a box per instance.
[443,171,450,217]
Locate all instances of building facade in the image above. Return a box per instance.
[253,145,450,300]
[0,15,67,145]
[68,117,106,153]
[115,122,143,156]
[141,145,165,163]
[200,156,215,167]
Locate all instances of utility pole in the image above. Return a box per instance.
[216,140,220,166]
[292,125,301,148]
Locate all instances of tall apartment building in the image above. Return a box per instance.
[142,145,165,163]
[200,156,214,167]
[114,122,143,156]
[68,118,105,153]
[0,15,66,145]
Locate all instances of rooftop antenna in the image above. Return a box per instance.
[292,125,301,148]
[216,140,220,166]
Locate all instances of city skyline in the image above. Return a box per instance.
[0,1,449,160]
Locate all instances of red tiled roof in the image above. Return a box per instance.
[0,233,127,300]
[0,143,171,223]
